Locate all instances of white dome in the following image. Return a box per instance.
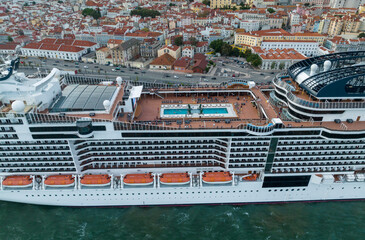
[310,64,319,76]
[103,100,111,110]
[323,60,331,71]
[12,100,25,113]
[116,77,123,86]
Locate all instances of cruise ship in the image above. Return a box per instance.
[0,52,365,207]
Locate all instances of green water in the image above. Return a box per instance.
[1,201,364,240]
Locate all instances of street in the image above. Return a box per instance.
[18,56,277,85]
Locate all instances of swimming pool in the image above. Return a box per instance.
[164,108,228,115]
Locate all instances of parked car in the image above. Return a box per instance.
[120,70,124,72]
[116,67,121,70]
[84,65,88,69]
[211,77,216,80]
[185,74,192,78]
[134,72,139,74]
[112,69,116,72]
[174,75,179,79]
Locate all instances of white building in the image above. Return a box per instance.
[289,12,301,27]
[182,46,194,58]
[261,40,319,57]
[21,38,98,61]
[240,20,260,32]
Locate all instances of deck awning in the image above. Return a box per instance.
[129,86,143,99]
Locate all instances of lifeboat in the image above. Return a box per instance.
[202,172,232,184]
[80,174,111,187]
[44,175,75,187]
[242,174,258,181]
[2,175,33,188]
[160,173,190,185]
[123,174,154,186]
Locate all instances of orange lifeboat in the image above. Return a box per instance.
[2,175,33,188]
[123,174,154,186]
[242,174,258,181]
[202,172,232,184]
[80,174,111,187]
[160,173,190,185]
[44,175,75,187]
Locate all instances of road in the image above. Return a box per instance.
[18,56,276,85]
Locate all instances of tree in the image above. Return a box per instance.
[23,3,29,6]
[174,36,183,46]
[189,37,198,46]
[304,3,310,7]
[130,8,161,18]
[232,6,237,11]
[58,0,63,3]
[358,32,365,38]
[202,0,210,6]
[32,1,36,4]
[141,27,149,32]
[82,8,101,20]
[7,36,13,42]
[169,3,176,6]
[239,3,250,10]
[279,62,285,70]
[231,47,240,57]
[271,62,277,69]
[267,8,275,14]
[209,39,224,53]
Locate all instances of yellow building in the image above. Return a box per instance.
[210,0,232,9]
[234,28,326,47]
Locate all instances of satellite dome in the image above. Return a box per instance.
[12,100,25,113]
[103,100,111,110]
[323,60,331,71]
[116,77,123,86]
[310,64,319,76]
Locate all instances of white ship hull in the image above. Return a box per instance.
[1,179,364,207]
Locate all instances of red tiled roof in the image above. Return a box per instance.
[174,57,191,68]
[150,53,176,66]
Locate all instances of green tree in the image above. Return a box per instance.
[221,43,232,56]
[279,62,285,70]
[232,6,237,11]
[304,3,310,7]
[130,8,161,18]
[267,8,275,14]
[58,0,63,3]
[7,36,13,42]
[32,1,36,4]
[231,47,240,57]
[189,37,198,46]
[23,3,29,6]
[239,3,250,10]
[169,3,176,6]
[271,62,277,69]
[141,27,149,32]
[202,0,210,6]
[209,39,224,53]
[174,36,183,46]
[358,32,365,38]
[82,8,101,20]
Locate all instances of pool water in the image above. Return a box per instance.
[164,108,228,115]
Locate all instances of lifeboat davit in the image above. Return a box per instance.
[123,174,154,186]
[44,175,75,187]
[242,174,258,181]
[80,174,111,187]
[160,173,190,185]
[2,175,33,188]
[202,172,232,184]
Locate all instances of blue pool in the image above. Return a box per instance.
[164,108,228,115]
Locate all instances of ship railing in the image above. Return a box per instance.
[273,76,365,110]
[25,113,110,124]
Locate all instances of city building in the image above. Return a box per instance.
[110,38,140,66]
